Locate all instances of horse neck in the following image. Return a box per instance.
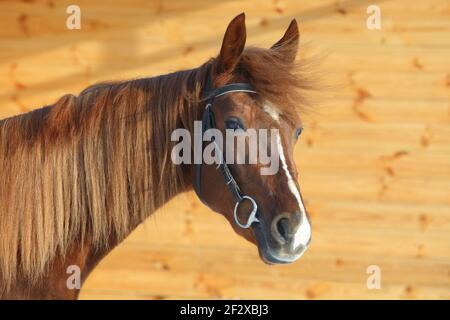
[0,63,211,298]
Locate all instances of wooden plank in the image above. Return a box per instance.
[301,172,450,205]
[299,123,450,153]
[312,98,450,125]
[1,0,449,39]
[295,148,450,179]
[80,243,450,299]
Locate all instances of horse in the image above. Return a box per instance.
[0,13,315,299]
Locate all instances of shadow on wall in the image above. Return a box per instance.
[0,0,388,105]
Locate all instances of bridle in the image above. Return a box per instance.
[194,81,260,229]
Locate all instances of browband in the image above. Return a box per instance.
[202,83,257,100]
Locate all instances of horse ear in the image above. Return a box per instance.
[271,19,299,63]
[217,13,247,74]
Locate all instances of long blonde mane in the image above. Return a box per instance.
[0,63,210,292]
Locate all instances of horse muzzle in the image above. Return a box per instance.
[251,211,311,264]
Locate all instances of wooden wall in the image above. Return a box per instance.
[0,0,449,299]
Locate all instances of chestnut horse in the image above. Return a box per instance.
[0,13,314,299]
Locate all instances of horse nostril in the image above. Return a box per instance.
[276,217,290,244]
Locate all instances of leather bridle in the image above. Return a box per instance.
[194,82,260,229]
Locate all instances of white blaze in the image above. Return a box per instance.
[263,103,280,122]
[276,133,311,250]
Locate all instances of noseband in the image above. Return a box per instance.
[194,82,260,229]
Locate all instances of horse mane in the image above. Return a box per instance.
[0,62,210,291]
[240,43,317,120]
[0,39,315,291]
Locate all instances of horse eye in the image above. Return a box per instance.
[225,117,245,131]
[295,127,303,139]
